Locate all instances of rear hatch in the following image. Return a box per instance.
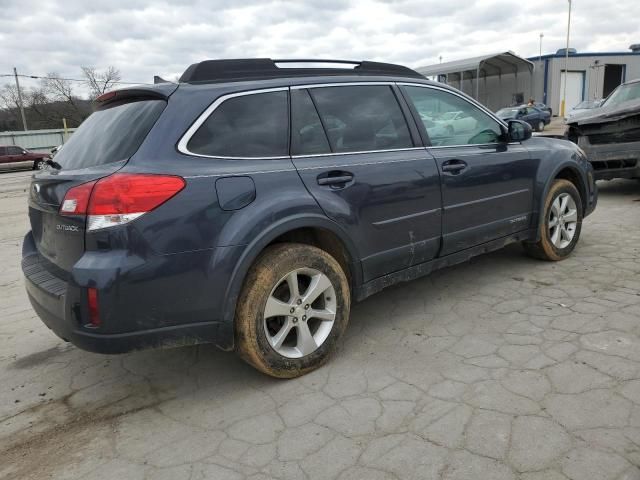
[28,94,168,276]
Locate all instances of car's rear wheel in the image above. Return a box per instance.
[537,121,545,132]
[523,179,583,261]
[235,243,350,378]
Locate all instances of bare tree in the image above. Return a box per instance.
[82,66,121,99]
[42,73,76,103]
[40,73,88,124]
[0,84,22,111]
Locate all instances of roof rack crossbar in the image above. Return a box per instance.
[179,58,423,83]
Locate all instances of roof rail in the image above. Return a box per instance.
[179,58,424,83]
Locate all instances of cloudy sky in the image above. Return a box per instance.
[1,0,639,94]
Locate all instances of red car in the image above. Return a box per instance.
[0,145,51,170]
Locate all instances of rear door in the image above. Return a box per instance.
[0,147,7,163]
[521,107,539,127]
[290,84,442,282]
[28,98,167,274]
[401,84,536,256]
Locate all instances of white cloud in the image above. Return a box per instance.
[1,0,638,94]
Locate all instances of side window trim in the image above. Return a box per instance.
[177,86,291,160]
[398,82,510,149]
[180,82,496,159]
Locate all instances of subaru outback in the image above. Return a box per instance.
[22,59,597,378]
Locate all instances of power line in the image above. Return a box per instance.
[0,73,151,85]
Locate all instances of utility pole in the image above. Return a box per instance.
[13,67,28,131]
[561,0,572,118]
[539,33,544,62]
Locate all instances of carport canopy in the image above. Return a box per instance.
[416,51,534,100]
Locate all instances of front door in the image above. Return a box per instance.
[401,85,537,256]
[290,85,442,282]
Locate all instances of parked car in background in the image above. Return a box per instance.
[566,78,640,180]
[22,58,597,378]
[533,102,553,117]
[567,99,603,120]
[0,145,51,170]
[431,110,477,135]
[496,106,551,132]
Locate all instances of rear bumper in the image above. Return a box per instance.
[22,232,239,354]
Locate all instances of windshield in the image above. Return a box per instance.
[496,108,518,117]
[602,82,640,108]
[53,99,166,170]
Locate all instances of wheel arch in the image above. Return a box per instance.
[221,214,362,333]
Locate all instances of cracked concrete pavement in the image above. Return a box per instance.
[1,167,640,480]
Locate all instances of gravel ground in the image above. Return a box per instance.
[1,169,640,480]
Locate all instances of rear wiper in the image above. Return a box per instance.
[45,159,62,170]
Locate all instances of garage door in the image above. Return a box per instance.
[559,71,585,116]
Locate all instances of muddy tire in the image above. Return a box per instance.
[235,243,350,378]
[523,179,583,261]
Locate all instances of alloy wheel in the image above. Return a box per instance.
[548,192,578,249]
[263,268,337,359]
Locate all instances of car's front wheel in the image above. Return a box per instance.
[537,120,545,132]
[523,179,583,261]
[33,159,46,170]
[235,243,350,378]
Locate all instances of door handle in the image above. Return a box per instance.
[441,160,467,174]
[317,171,354,187]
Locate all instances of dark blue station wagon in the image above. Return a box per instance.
[22,59,597,377]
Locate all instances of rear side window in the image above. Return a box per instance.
[187,91,288,158]
[309,86,413,153]
[54,99,165,170]
[291,89,331,156]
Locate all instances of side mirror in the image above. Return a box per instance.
[508,120,532,142]
[22,150,27,155]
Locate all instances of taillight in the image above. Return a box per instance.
[59,173,185,230]
[60,181,97,215]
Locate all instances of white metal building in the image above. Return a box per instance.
[416,52,535,112]
[417,46,640,115]
[529,46,640,115]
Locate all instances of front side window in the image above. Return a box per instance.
[8,146,23,155]
[308,85,413,153]
[188,90,288,158]
[404,86,503,147]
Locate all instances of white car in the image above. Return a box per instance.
[433,110,478,135]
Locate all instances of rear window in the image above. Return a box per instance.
[187,91,289,158]
[54,99,165,170]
